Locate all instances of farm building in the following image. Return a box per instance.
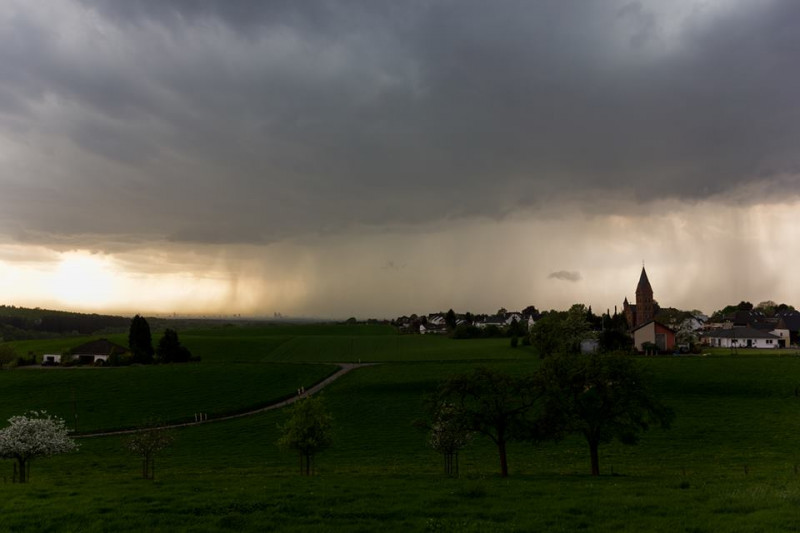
[69,338,129,365]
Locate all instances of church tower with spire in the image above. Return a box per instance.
[623,265,657,330]
[635,266,655,327]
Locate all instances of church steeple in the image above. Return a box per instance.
[635,265,655,326]
[636,266,652,297]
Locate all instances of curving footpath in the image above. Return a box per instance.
[77,362,376,438]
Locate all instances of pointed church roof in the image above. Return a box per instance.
[636,266,652,294]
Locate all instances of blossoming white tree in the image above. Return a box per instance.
[428,403,472,477]
[0,411,78,483]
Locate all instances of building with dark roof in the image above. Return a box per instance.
[703,327,781,349]
[69,338,128,365]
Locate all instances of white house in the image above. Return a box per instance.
[704,327,781,349]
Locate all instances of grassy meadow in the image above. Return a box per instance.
[2,324,800,531]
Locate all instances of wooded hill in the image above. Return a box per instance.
[0,305,130,341]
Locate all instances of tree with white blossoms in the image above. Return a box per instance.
[427,403,471,477]
[0,411,78,483]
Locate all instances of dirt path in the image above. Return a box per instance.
[76,362,376,438]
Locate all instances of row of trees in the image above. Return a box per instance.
[0,411,179,483]
[424,353,673,477]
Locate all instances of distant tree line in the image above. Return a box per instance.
[0,305,130,341]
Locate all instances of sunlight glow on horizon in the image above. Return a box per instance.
[2,199,800,318]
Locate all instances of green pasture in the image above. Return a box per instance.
[3,325,800,531]
[0,363,335,433]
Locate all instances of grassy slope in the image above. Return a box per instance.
[3,326,800,531]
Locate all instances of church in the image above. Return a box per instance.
[623,266,657,330]
[623,266,676,352]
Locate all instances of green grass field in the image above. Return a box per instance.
[3,325,800,531]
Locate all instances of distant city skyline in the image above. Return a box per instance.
[1,1,799,317]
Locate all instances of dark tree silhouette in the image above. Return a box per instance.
[430,368,543,477]
[445,309,457,330]
[128,315,154,364]
[540,352,673,476]
[156,329,192,363]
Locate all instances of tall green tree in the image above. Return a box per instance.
[277,396,334,476]
[539,352,673,476]
[128,315,154,364]
[429,367,543,477]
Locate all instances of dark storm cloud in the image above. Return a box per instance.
[2,0,800,247]
[548,271,582,283]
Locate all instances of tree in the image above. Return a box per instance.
[0,411,78,483]
[530,304,592,357]
[424,403,472,477]
[540,353,673,476]
[507,317,527,337]
[445,309,457,330]
[128,315,154,364]
[125,423,174,480]
[277,396,334,476]
[0,344,17,368]
[430,368,543,477]
[521,305,539,317]
[156,329,192,364]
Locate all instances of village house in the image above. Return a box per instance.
[632,320,676,353]
[703,327,781,349]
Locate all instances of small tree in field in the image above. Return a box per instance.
[431,368,544,477]
[277,396,333,476]
[125,423,174,480]
[0,411,77,483]
[426,403,471,477]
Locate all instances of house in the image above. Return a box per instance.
[427,314,446,326]
[69,338,129,365]
[776,310,800,345]
[474,315,506,329]
[419,323,448,335]
[632,321,676,353]
[42,354,61,366]
[703,327,781,349]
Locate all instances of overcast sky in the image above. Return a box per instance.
[1,0,799,318]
